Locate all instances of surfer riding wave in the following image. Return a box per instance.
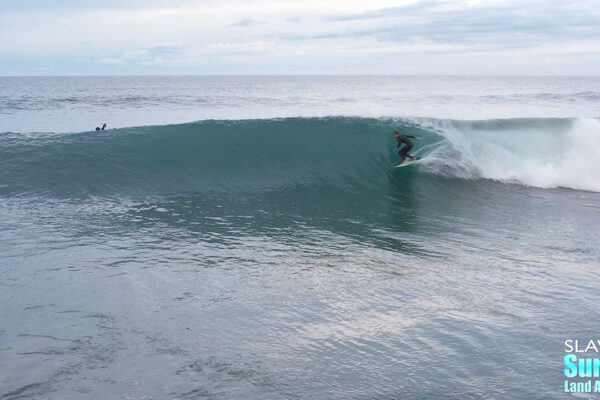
[394,131,419,165]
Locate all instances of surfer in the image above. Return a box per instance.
[95,123,107,131]
[394,131,418,165]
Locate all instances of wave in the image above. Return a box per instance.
[417,117,600,191]
[1,116,599,199]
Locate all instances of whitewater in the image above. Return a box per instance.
[1,76,599,400]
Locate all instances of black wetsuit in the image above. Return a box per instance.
[396,135,417,160]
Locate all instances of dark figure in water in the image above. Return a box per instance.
[95,123,107,131]
[394,131,418,165]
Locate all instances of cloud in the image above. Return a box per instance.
[286,15,304,23]
[1,0,599,74]
[319,0,600,46]
[95,57,123,64]
[93,44,188,65]
[93,41,273,67]
[228,18,266,28]
[206,41,272,54]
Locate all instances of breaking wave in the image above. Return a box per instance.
[1,116,599,199]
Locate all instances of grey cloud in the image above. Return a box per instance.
[286,15,304,23]
[315,0,600,46]
[228,18,266,28]
[109,44,189,64]
[323,0,440,22]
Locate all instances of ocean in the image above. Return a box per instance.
[1,76,599,399]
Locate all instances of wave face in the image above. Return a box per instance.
[1,117,599,198]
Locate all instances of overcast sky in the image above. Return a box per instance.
[1,0,598,75]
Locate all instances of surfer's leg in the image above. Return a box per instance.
[399,143,413,161]
[400,143,416,161]
[398,150,410,164]
[398,148,410,164]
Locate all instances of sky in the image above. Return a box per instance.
[1,0,599,75]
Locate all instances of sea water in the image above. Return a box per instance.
[1,76,599,399]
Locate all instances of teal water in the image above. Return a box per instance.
[3,116,599,196]
[1,115,600,399]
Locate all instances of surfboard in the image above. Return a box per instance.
[394,158,420,168]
